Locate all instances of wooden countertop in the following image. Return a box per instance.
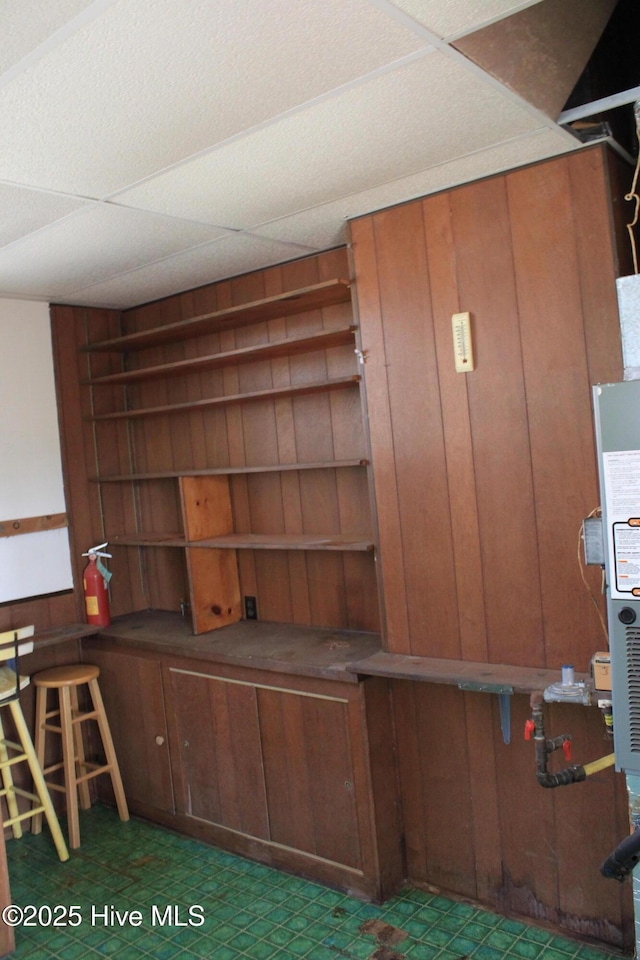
[40,618,592,696]
[93,610,382,683]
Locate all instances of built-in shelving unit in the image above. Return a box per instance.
[81,273,377,635]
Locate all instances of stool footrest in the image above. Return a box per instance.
[0,751,28,768]
[75,763,111,785]
[4,804,46,827]
[0,785,40,803]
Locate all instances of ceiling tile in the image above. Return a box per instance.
[0,205,232,298]
[387,0,544,38]
[250,127,574,250]
[62,234,315,309]
[0,183,92,247]
[0,0,425,196]
[0,0,98,73]
[117,53,544,229]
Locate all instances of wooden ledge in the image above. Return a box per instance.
[32,623,100,650]
[347,651,590,695]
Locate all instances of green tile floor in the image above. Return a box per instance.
[3,806,621,960]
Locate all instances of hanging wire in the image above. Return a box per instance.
[624,100,640,273]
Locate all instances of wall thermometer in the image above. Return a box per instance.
[451,312,475,372]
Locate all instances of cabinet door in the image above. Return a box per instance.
[257,687,362,870]
[166,666,269,839]
[86,646,174,813]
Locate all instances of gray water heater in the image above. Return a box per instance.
[593,379,640,774]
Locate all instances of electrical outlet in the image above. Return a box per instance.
[244,596,257,620]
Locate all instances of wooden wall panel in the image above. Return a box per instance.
[353,203,458,656]
[451,177,544,668]
[423,192,488,662]
[349,218,409,644]
[49,304,143,623]
[350,145,632,948]
[506,158,601,668]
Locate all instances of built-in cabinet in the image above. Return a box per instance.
[84,633,402,900]
[84,645,174,814]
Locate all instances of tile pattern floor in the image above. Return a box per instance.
[3,806,621,960]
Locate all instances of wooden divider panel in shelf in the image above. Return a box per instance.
[187,547,241,635]
[180,475,233,540]
[82,278,352,353]
[177,475,241,635]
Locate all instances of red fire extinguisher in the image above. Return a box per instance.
[82,542,113,627]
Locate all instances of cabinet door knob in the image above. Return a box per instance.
[155,735,165,746]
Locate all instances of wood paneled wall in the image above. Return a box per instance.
[352,147,626,665]
[51,248,379,633]
[350,146,633,948]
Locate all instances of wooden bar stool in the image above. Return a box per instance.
[32,663,129,849]
[0,628,69,862]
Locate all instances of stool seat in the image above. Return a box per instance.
[32,662,128,849]
[33,664,99,688]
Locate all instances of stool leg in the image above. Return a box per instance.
[9,702,69,863]
[88,678,129,823]
[59,686,80,849]
[31,686,48,836]
[0,713,22,840]
[69,687,91,812]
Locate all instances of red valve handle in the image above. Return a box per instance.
[524,719,535,741]
[562,739,572,761]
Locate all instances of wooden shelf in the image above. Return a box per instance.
[347,651,590,695]
[111,532,375,552]
[83,325,357,387]
[82,279,352,353]
[90,459,369,482]
[89,375,360,422]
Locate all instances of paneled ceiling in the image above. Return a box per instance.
[0,0,624,308]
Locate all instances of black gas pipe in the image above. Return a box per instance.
[526,692,615,788]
